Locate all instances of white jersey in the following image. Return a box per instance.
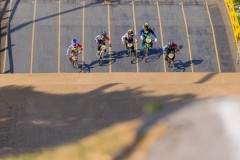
[121,33,137,42]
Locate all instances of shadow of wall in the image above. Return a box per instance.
[0,83,197,157]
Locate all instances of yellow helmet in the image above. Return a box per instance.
[143,22,149,29]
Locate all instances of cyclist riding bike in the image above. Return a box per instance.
[139,22,157,51]
[121,29,137,49]
[66,39,83,63]
[95,30,112,57]
[104,0,110,4]
[163,39,180,62]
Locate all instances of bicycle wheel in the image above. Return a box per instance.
[168,59,174,71]
[99,51,103,66]
[70,59,74,68]
[74,60,78,69]
[144,49,148,62]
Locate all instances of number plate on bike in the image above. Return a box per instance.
[72,56,77,61]
[145,38,152,43]
[127,43,133,47]
[168,53,174,59]
[101,45,107,50]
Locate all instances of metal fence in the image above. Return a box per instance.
[224,0,240,64]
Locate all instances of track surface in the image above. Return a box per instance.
[1,0,235,73]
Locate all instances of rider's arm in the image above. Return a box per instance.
[139,28,144,36]
[173,43,180,52]
[66,46,72,56]
[77,43,83,52]
[94,35,101,43]
[162,45,168,53]
[139,28,144,40]
[134,35,138,42]
[149,28,157,38]
[121,33,127,42]
[105,36,111,44]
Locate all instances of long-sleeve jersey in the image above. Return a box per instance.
[66,43,83,55]
[163,43,179,53]
[94,35,111,44]
[139,28,157,38]
[121,33,137,42]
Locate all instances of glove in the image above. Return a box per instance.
[140,36,143,40]
[122,41,125,44]
[155,38,157,42]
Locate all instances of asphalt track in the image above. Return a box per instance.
[3,0,235,73]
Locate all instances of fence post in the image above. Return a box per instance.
[237,40,240,64]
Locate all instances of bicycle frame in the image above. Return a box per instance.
[99,44,107,66]
[70,54,78,68]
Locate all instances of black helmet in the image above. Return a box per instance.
[168,39,173,47]
[100,30,107,37]
[128,29,133,36]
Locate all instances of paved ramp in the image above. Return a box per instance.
[1,73,240,157]
[1,0,235,73]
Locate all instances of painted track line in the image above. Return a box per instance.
[205,1,221,72]
[108,3,112,72]
[156,0,166,72]
[131,0,139,72]
[58,0,61,73]
[30,0,37,73]
[181,1,194,72]
[3,0,12,73]
[82,0,85,68]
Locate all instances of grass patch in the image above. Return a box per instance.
[143,103,164,115]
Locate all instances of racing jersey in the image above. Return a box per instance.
[94,35,111,44]
[163,43,180,53]
[121,33,137,42]
[66,43,83,56]
[139,28,157,38]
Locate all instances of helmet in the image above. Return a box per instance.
[100,30,107,37]
[72,39,77,46]
[143,22,149,29]
[168,39,173,47]
[128,29,133,36]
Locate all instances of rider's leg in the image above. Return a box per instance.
[76,53,78,63]
[150,41,153,48]
[69,53,73,62]
[125,38,128,49]
[131,46,135,56]
[165,51,170,61]
[172,54,175,62]
[96,45,101,57]
[141,41,145,51]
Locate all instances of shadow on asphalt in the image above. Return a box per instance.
[137,48,162,63]
[208,4,235,72]
[82,52,116,72]
[2,0,124,73]
[0,83,200,158]
[174,59,203,72]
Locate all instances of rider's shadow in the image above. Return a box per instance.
[81,51,116,72]
[110,50,128,60]
[174,59,203,72]
[137,48,162,63]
